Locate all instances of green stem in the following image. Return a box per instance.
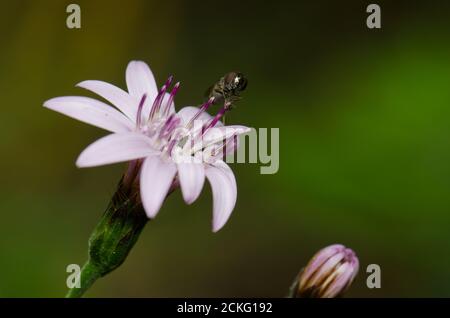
[64,163,177,298]
[66,261,101,298]
[64,175,149,298]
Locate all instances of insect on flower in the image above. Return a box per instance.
[44,61,251,232]
[205,71,248,111]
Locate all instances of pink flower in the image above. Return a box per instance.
[44,61,250,232]
[296,244,359,298]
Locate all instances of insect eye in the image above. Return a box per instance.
[238,76,247,91]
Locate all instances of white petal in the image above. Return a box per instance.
[76,133,158,167]
[178,106,217,126]
[189,125,251,155]
[205,160,237,232]
[44,96,134,133]
[126,60,158,101]
[224,133,240,156]
[205,134,240,160]
[177,158,205,204]
[140,156,177,218]
[203,125,251,147]
[77,80,138,121]
[322,263,355,298]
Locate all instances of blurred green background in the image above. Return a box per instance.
[1,0,450,297]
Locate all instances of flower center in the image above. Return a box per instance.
[135,76,234,161]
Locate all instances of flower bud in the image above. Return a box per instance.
[66,174,148,298]
[66,160,179,298]
[295,244,359,298]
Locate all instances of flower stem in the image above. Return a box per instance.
[66,261,101,298]
[64,159,179,298]
[65,176,149,298]
[287,270,301,298]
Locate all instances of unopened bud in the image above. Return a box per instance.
[293,244,359,298]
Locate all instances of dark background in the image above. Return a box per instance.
[1,0,450,297]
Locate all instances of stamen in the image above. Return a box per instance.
[159,114,174,137]
[163,82,180,116]
[163,75,174,88]
[159,114,180,139]
[167,138,177,155]
[135,94,147,128]
[148,85,165,120]
[149,75,173,120]
[165,124,188,155]
[202,102,230,134]
[186,97,215,129]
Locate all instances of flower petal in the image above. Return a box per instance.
[43,96,134,133]
[140,156,177,218]
[203,125,251,147]
[322,263,355,298]
[205,134,240,160]
[76,80,138,121]
[178,106,217,126]
[307,253,346,288]
[205,160,237,232]
[224,134,239,156]
[177,158,205,204]
[126,60,158,101]
[300,244,344,287]
[190,125,251,155]
[76,133,158,167]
